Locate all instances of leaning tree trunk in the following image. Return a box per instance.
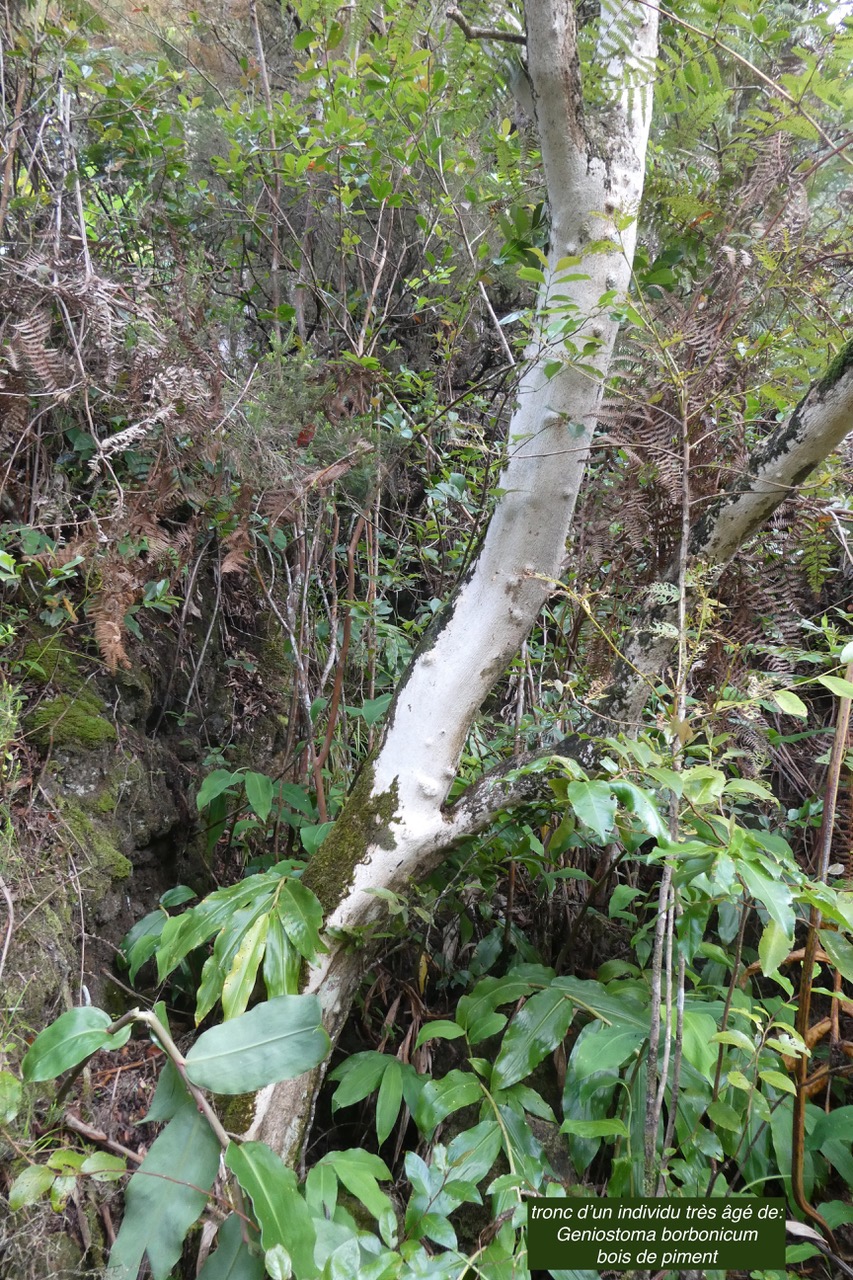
[249,0,660,1162]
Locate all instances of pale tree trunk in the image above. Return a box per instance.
[249,0,659,1162]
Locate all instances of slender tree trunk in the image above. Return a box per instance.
[249,0,659,1162]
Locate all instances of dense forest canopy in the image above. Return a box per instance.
[2,1,853,1278]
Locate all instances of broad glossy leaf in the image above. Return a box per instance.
[277,879,326,960]
[569,1021,644,1078]
[609,780,667,837]
[819,929,853,982]
[412,1070,482,1137]
[446,1120,502,1185]
[244,771,274,822]
[566,780,616,842]
[9,1164,55,1209]
[221,912,269,1020]
[739,862,794,936]
[22,1008,131,1081]
[157,875,278,979]
[197,1213,264,1280]
[185,995,329,1093]
[197,769,240,810]
[759,918,791,976]
[415,1020,465,1048]
[455,972,544,1037]
[80,1153,127,1182]
[120,908,165,982]
[226,1141,316,1277]
[769,688,809,718]
[330,1051,391,1110]
[759,1069,796,1095]
[0,1069,22,1123]
[681,765,726,804]
[492,988,575,1090]
[317,1149,394,1225]
[818,674,853,700]
[107,1106,220,1280]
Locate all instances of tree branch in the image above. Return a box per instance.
[445,7,526,45]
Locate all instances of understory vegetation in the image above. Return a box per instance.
[2,1,853,1278]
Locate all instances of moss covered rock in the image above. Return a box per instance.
[27,689,117,749]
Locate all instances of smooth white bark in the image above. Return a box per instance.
[250,0,659,1159]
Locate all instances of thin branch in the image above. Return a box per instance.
[445,7,526,45]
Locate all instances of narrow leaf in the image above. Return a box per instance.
[225,1142,316,1277]
[221,912,270,1020]
[197,1213,264,1280]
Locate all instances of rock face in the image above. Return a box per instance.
[9,636,186,1024]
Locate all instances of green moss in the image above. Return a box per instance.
[58,800,132,881]
[28,689,116,748]
[20,634,81,687]
[90,787,118,815]
[817,337,853,394]
[301,759,399,915]
[217,1092,257,1134]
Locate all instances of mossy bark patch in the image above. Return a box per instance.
[28,689,116,748]
[301,760,399,916]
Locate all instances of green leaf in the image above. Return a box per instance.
[264,1244,293,1280]
[197,1214,264,1280]
[263,910,301,998]
[447,1120,502,1185]
[81,1153,127,1182]
[569,1022,644,1078]
[317,1149,394,1225]
[0,1069,23,1123]
[107,1107,220,1280]
[566,780,616,841]
[818,674,853,699]
[415,1020,465,1048]
[157,876,279,979]
[197,768,240,810]
[609,780,667,838]
[22,1008,132,1081]
[330,1051,392,1110]
[412,1070,482,1137]
[769,688,809,718]
[221,912,270,1020]
[9,1164,55,1209]
[560,1118,629,1140]
[739,862,794,936]
[707,1099,741,1130]
[277,880,326,960]
[759,1069,796,1095]
[819,929,853,982]
[492,987,575,1090]
[681,765,726,805]
[184,996,330,1093]
[759,919,791,976]
[376,1059,403,1147]
[226,1142,316,1276]
[244,772,274,823]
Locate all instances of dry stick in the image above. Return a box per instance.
[316,515,366,775]
[0,71,25,239]
[791,661,853,1249]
